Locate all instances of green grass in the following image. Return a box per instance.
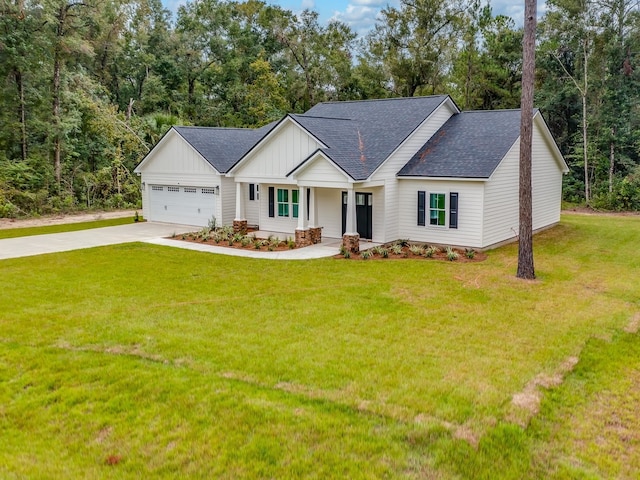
[0,213,638,478]
[0,216,138,239]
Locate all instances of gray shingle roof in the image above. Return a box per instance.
[291,96,450,180]
[173,123,275,173]
[398,110,523,178]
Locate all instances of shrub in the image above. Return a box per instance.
[409,244,424,256]
[343,249,351,259]
[465,248,476,259]
[380,247,389,258]
[446,246,459,261]
[390,244,403,255]
[360,250,372,260]
[287,237,296,249]
[241,236,251,247]
[424,246,437,258]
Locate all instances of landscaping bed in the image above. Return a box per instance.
[173,225,296,252]
[337,240,487,262]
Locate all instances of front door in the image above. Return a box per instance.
[342,192,373,240]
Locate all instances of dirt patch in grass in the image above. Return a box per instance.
[624,312,640,334]
[0,209,137,229]
[508,356,580,426]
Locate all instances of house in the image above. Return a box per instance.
[135,95,568,250]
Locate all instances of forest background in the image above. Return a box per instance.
[1,0,638,217]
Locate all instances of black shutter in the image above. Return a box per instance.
[268,187,275,217]
[417,191,426,226]
[249,183,255,201]
[449,192,458,229]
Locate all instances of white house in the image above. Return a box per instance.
[135,95,568,250]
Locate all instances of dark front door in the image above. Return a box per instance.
[342,192,373,240]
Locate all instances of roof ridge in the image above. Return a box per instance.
[314,95,448,106]
[293,114,353,121]
[175,126,258,131]
[461,109,523,113]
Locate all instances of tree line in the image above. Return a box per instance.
[1,0,638,216]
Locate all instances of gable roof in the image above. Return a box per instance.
[398,109,524,178]
[286,96,451,181]
[170,123,276,174]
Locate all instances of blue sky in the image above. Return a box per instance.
[163,1,548,35]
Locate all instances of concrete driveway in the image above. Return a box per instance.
[0,222,193,260]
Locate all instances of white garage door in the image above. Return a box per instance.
[149,185,217,226]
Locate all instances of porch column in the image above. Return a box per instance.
[296,186,308,230]
[233,182,247,234]
[342,186,359,253]
[344,187,357,235]
[308,187,317,228]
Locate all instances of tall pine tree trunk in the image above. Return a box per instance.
[52,4,66,185]
[14,68,27,161]
[517,0,536,280]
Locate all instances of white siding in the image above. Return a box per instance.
[482,119,565,248]
[245,183,260,226]
[219,176,236,225]
[482,142,520,247]
[398,179,485,248]
[138,130,217,175]
[532,122,563,230]
[259,184,302,234]
[234,121,322,180]
[372,101,457,241]
[295,156,350,186]
[316,188,343,238]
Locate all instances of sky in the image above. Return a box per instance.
[163,1,548,36]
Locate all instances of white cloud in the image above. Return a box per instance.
[331,4,381,36]
[301,0,315,9]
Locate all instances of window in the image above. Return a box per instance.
[184,187,196,193]
[151,185,163,191]
[168,186,179,192]
[249,183,258,201]
[430,193,446,226]
[202,188,216,195]
[269,187,275,217]
[277,188,289,217]
[292,189,299,218]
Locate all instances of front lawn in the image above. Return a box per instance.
[0,216,138,239]
[0,213,638,478]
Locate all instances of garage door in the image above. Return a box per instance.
[149,185,217,226]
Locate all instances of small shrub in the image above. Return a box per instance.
[390,244,404,255]
[465,248,476,259]
[343,250,351,259]
[373,246,385,256]
[232,232,244,243]
[380,247,389,258]
[409,244,424,256]
[446,246,459,261]
[134,211,140,222]
[241,236,251,247]
[424,246,437,258]
[395,239,410,247]
[228,239,234,246]
[287,237,296,249]
[269,237,281,249]
[254,239,262,249]
[360,250,372,260]
[208,216,218,231]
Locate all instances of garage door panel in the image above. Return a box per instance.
[149,185,217,226]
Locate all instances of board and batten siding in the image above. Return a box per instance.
[294,156,350,187]
[398,179,484,248]
[371,101,457,242]
[234,120,322,181]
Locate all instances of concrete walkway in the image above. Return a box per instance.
[0,222,344,260]
[0,222,192,260]
[146,237,342,260]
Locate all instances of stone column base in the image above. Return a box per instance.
[295,227,323,248]
[342,233,360,253]
[233,220,247,235]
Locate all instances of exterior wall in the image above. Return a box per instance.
[398,179,485,248]
[259,183,302,234]
[233,121,322,181]
[482,142,520,247]
[294,156,350,186]
[371,101,457,242]
[137,130,224,224]
[483,119,565,247]
[219,175,236,226]
[532,122,564,230]
[316,188,343,238]
[245,183,260,226]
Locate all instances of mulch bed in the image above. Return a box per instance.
[334,245,487,262]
